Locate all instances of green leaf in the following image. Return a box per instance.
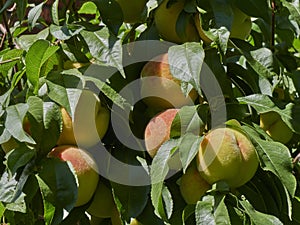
[171,105,204,138]
[238,178,273,215]
[0,201,5,218]
[231,41,275,83]
[240,199,283,225]
[15,0,27,20]
[83,74,131,110]
[36,176,57,225]
[211,27,230,53]
[237,94,277,111]
[151,139,179,220]
[50,24,84,40]
[16,28,50,51]
[38,158,78,220]
[0,162,31,204]
[281,0,300,25]
[51,0,60,25]
[178,133,202,173]
[7,145,35,175]
[78,2,98,14]
[227,62,260,94]
[0,0,14,14]
[0,129,11,145]
[168,43,205,94]
[45,73,73,112]
[237,94,300,133]
[27,96,61,156]
[214,195,230,225]
[111,182,149,220]
[93,0,123,35]
[235,0,270,23]
[5,103,35,144]
[210,0,233,51]
[0,49,24,76]
[10,69,26,92]
[60,206,90,225]
[25,40,59,94]
[195,196,215,225]
[161,185,173,220]
[0,90,12,112]
[244,48,275,80]
[182,205,196,225]
[176,11,196,43]
[242,125,297,197]
[80,28,125,77]
[28,1,45,28]
[204,48,233,98]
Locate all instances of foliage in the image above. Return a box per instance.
[0,0,299,224]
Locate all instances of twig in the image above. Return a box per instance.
[271,0,276,51]
[1,0,22,91]
[1,0,14,49]
[0,57,21,64]
[0,32,6,50]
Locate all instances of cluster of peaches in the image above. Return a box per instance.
[1,1,295,224]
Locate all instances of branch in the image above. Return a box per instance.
[0,0,14,49]
[271,0,276,51]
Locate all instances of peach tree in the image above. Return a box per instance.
[0,0,299,225]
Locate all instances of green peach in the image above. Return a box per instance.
[260,111,293,144]
[154,0,200,43]
[180,163,211,204]
[197,125,259,188]
[87,181,115,218]
[57,90,110,148]
[195,5,252,43]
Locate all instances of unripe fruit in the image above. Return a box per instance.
[154,0,200,43]
[260,111,293,144]
[180,163,211,204]
[140,53,198,110]
[116,0,148,23]
[57,107,76,146]
[87,181,115,218]
[144,108,179,158]
[194,6,252,43]
[197,124,259,188]
[48,145,99,207]
[57,90,110,148]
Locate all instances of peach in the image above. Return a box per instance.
[144,108,179,158]
[197,124,259,188]
[260,111,293,144]
[140,53,198,110]
[87,181,116,218]
[57,90,110,148]
[180,163,211,204]
[48,145,99,206]
[154,0,200,43]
